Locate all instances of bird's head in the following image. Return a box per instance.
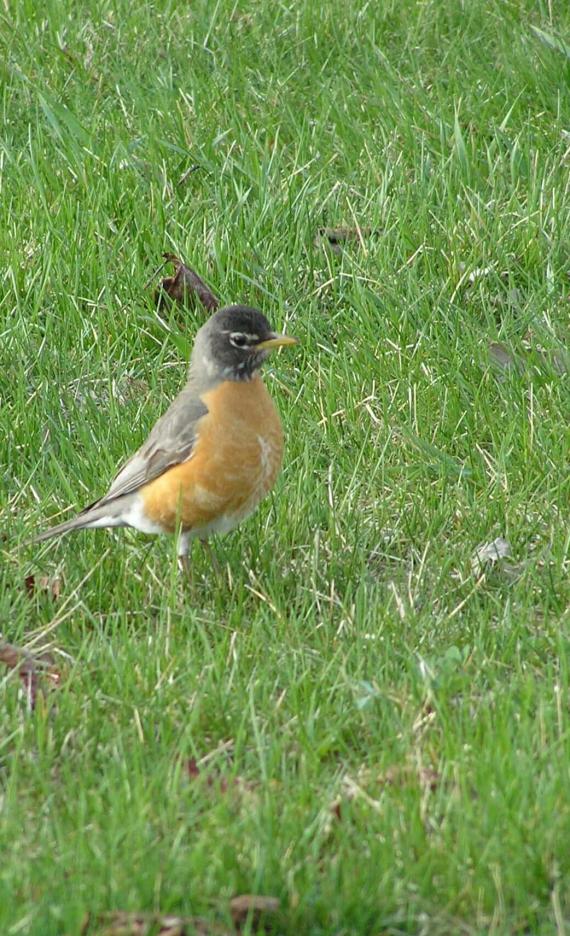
[191,305,298,382]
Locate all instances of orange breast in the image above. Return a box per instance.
[140,376,284,534]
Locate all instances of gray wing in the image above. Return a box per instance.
[91,386,208,510]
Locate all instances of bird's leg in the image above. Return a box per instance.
[177,531,192,577]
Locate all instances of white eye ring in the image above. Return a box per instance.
[230,332,248,348]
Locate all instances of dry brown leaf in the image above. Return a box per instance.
[156,254,219,313]
[24,574,62,600]
[229,896,280,932]
[0,641,60,710]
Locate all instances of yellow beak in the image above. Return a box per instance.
[256,334,299,351]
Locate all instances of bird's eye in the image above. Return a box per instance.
[230,333,248,348]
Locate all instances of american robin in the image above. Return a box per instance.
[31,305,298,570]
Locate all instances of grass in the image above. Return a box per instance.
[1,0,570,933]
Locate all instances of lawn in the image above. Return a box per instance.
[1,0,570,933]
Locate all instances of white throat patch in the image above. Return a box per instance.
[202,355,219,379]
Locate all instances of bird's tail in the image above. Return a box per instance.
[28,504,124,546]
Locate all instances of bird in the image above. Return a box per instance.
[30,305,298,571]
